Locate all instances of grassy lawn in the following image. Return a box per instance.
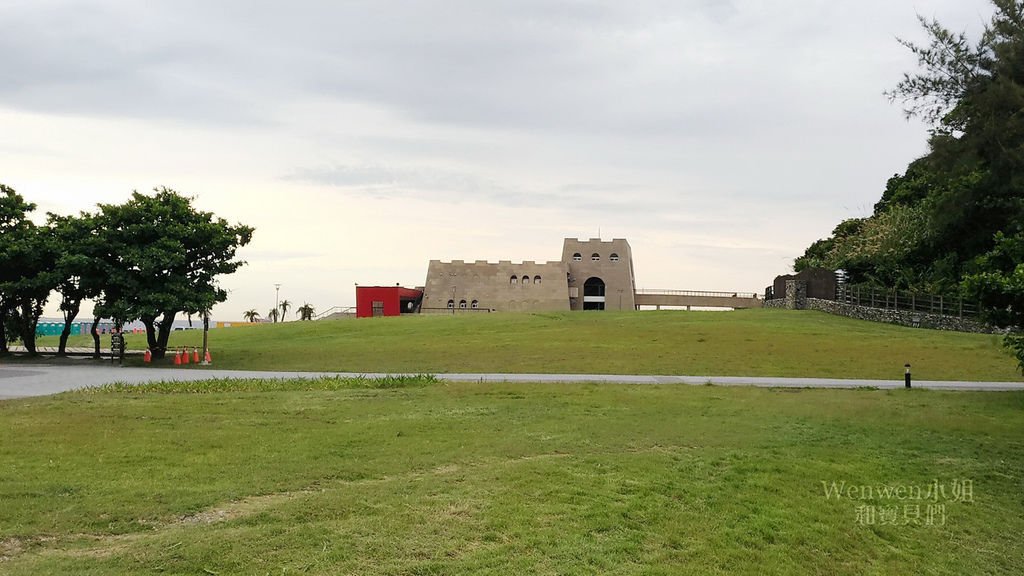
[0,378,1021,574]
[37,309,1023,381]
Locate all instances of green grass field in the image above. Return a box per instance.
[38,309,1023,381]
[1,378,1021,574]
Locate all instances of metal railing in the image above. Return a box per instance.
[836,284,979,318]
[635,289,759,299]
[314,306,355,319]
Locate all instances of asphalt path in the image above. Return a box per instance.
[1,363,1022,399]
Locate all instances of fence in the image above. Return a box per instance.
[836,284,979,318]
[635,289,759,299]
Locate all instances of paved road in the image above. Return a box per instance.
[1,363,1022,399]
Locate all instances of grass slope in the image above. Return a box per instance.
[39,309,1021,381]
[1,380,1021,574]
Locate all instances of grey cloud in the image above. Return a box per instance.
[0,0,865,135]
[282,162,681,215]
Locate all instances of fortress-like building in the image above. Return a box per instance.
[420,238,637,313]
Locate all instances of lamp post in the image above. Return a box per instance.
[274,283,281,323]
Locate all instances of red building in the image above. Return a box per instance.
[355,286,424,318]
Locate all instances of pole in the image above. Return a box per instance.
[275,283,281,323]
[905,363,911,389]
[201,312,210,365]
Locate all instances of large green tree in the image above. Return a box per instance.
[97,188,254,359]
[47,211,108,355]
[0,185,56,355]
[0,185,35,352]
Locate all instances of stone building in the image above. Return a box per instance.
[562,238,637,311]
[420,238,636,313]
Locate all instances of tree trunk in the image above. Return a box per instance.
[0,307,8,354]
[91,317,101,359]
[156,311,176,358]
[143,312,177,360]
[58,299,81,356]
[16,300,39,356]
[142,316,160,358]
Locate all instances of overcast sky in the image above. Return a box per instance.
[1,0,996,321]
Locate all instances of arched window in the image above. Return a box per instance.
[522,276,530,285]
[459,299,467,309]
[591,253,600,261]
[471,300,479,309]
[572,253,582,261]
[510,275,518,285]
[447,299,454,309]
[534,275,542,284]
[610,253,619,262]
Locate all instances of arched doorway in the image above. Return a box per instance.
[583,277,606,310]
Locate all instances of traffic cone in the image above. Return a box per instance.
[204,349,212,364]
[182,347,190,365]
[173,349,182,365]
[144,349,152,363]
[192,347,200,363]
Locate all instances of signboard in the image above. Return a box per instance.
[110,331,125,364]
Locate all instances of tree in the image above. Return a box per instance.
[887,0,1024,267]
[97,188,253,359]
[297,303,315,321]
[0,185,35,352]
[794,218,865,273]
[48,211,107,355]
[243,309,261,322]
[266,308,279,323]
[0,185,56,355]
[278,299,291,323]
[964,230,1024,371]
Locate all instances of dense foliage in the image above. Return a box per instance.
[796,0,1024,370]
[0,186,253,358]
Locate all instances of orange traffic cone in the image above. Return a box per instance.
[173,349,182,365]
[144,349,152,363]
[192,347,200,363]
[204,349,212,364]
[182,347,190,365]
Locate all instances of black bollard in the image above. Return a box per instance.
[904,363,911,388]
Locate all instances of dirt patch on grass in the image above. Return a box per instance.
[179,489,320,525]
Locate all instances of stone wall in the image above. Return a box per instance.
[784,280,807,310]
[762,297,993,333]
[421,260,570,313]
[771,267,837,301]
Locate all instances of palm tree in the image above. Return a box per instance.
[297,303,315,321]
[279,299,292,322]
[242,309,260,323]
[267,308,279,323]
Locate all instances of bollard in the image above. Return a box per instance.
[905,363,912,388]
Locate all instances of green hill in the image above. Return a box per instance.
[39,309,1022,381]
